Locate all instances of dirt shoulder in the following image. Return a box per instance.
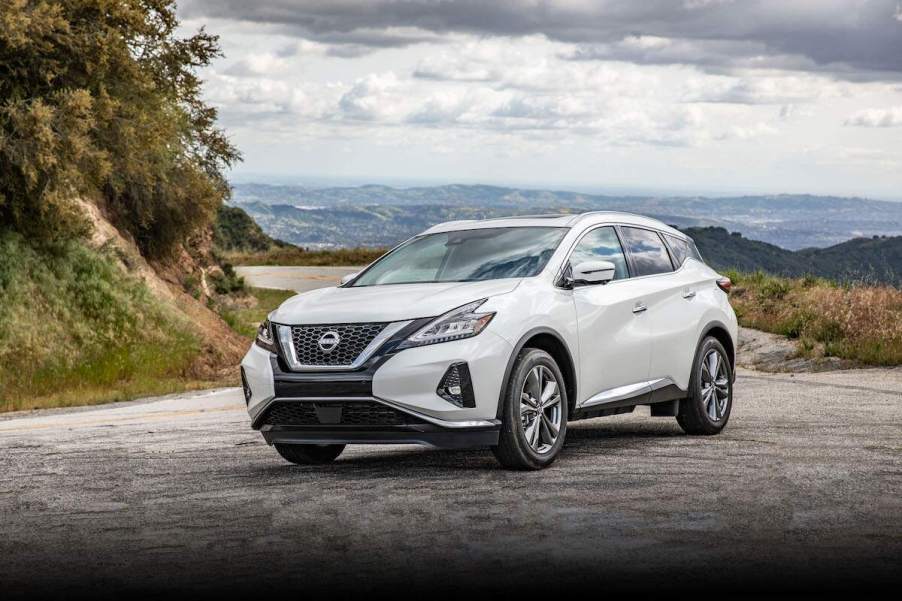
[738,326,860,372]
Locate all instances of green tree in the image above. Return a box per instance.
[0,0,239,256]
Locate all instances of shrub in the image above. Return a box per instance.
[0,0,239,256]
[728,272,902,366]
[210,263,246,295]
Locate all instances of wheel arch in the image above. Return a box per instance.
[497,327,578,419]
[698,321,736,378]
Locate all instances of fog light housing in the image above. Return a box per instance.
[240,367,252,405]
[436,362,475,408]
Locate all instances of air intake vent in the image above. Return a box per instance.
[260,401,426,427]
[436,362,476,408]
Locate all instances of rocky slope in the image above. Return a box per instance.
[79,198,247,380]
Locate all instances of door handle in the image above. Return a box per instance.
[682,289,696,299]
[632,303,647,314]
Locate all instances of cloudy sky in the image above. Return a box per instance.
[177,0,902,199]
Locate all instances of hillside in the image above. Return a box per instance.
[799,236,902,285]
[0,200,249,412]
[687,227,902,285]
[682,227,808,274]
[214,205,291,253]
[0,1,246,411]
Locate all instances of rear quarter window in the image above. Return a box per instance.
[665,233,705,267]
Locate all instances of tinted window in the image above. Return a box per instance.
[352,227,567,286]
[665,234,704,267]
[621,227,674,277]
[569,226,629,280]
[665,234,690,266]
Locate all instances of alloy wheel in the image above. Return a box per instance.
[700,348,730,421]
[519,365,563,454]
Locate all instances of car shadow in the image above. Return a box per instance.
[252,418,685,477]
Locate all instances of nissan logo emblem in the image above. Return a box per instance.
[318,331,341,353]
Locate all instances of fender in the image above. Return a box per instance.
[496,326,577,419]
[696,319,737,381]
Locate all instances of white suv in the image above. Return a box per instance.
[240,212,738,470]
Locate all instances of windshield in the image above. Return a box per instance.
[350,227,568,286]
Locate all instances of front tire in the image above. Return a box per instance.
[677,336,733,435]
[492,349,568,470]
[274,443,346,465]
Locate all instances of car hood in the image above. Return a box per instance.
[270,278,523,325]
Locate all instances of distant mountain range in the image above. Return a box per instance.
[231,183,902,251]
[686,227,901,285]
[219,201,902,285]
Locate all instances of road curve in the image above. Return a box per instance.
[1,267,900,597]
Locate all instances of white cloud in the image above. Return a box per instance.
[178,6,902,198]
[338,72,409,121]
[224,51,295,77]
[682,74,845,104]
[717,122,780,140]
[844,105,902,126]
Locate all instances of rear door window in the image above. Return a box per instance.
[620,227,675,277]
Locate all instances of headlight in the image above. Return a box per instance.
[255,318,278,353]
[399,299,495,349]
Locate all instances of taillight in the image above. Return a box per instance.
[716,277,732,293]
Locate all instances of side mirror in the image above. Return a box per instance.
[571,260,616,286]
[340,272,359,286]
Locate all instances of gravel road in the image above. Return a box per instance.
[2,267,900,597]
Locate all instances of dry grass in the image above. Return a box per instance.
[0,233,211,413]
[727,271,902,366]
[223,246,386,267]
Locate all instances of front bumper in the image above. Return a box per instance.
[261,423,500,449]
[240,325,512,448]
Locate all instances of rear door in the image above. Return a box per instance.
[568,226,651,406]
[655,233,714,390]
[619,227,704,393]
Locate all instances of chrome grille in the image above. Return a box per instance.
[290,323,387,367]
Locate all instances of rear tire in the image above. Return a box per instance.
[492,349,568,470]
[677,336,733,435]
[274,443,346,465]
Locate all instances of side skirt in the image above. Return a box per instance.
[571,380,687,422]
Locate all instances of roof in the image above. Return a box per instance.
[422,211,688,239]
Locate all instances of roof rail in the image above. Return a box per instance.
[479,213,575,221]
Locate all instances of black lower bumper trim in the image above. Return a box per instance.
[261,425,499,449]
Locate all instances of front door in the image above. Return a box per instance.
[569,226,651,407]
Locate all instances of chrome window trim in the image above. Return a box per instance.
[555,222,689,289]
